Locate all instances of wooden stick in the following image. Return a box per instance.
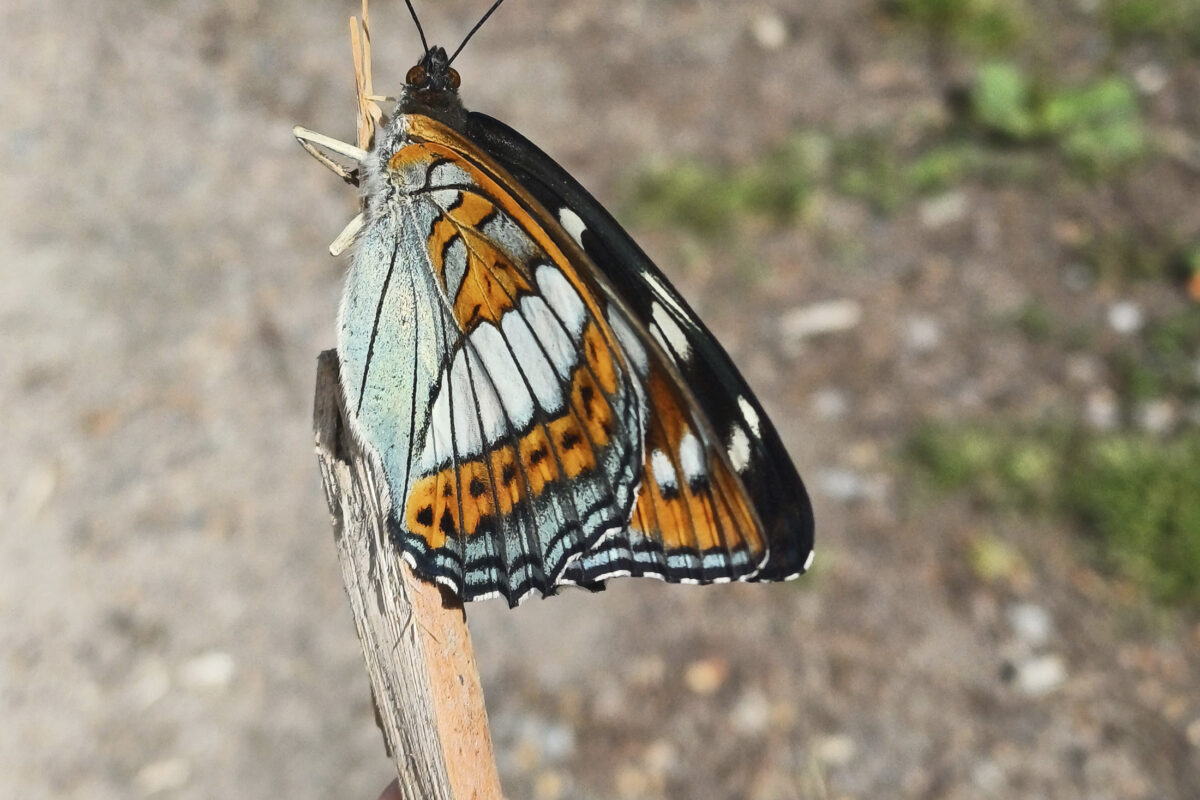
[312,350,502,800]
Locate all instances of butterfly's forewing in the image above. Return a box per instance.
[343,117,647,605]
[465,112,816,583]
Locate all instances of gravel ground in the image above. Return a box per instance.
[3,1,1198,799]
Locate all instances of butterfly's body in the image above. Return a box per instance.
[302,40,813,607]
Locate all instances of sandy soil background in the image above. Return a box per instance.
[3,1,1199,798]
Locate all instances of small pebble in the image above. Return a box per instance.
[731,690,771,736]
[1107,301,1143,335]
[129,658,171,709]
[684,657,729,695]
[810,387,848,420]
[972,760,1007,793]
[1007,603,1053,647]
[17,461,59,521]
[1187,718,1200,748]
[592,682,627,721]
[1134,62,1168,95]
[643,739,677,774]
[134,758,191,796]
[903,315,942,353]
[615,766,651,798]
[627,655,665,688]
[534,771,566,800]
[1065,354,1101,385]
[751,11,789,51]
[1085,389,1119,431]
[1013,654,1067,696]
[816,468,871,503]
[540,722,576,763]
[178,651,236,690]
[919,190,969,229]
[500,713,576,768]
[779,299,862,342]
[1136,399,1175,435]
[813,734,856,766]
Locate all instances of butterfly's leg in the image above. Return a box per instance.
[329,213,366,257]
[293,126,368,184]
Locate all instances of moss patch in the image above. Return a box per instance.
[970,62,1147,178]
[908,423,1200,605]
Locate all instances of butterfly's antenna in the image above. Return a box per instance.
[448,0,506,64]
[402,0,430,54]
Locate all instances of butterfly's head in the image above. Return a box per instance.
[406,46,460,95]
[398,46,465,121]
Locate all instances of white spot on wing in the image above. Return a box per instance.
[501,310,565,414]
[607,307,648,376]
[803,550,815,571]
[678,431,706,485]
[535,265,587,337]
[421,347,487,467]
[738,396,761,437]
[421,296,581,468]
[642,270,689,319]
[651,449,678,491]
[651,302,691,361]
[558,207,587,247]
[471,324,534,433]
[520,295,576,380]
[422,379,452,469]
[727,424,751,473]
[451,353,484,459]
[649,324,670,358]
[428,188,462,210]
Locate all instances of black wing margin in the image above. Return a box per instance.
[465,112,814,581]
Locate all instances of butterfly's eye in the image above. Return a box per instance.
[406,64,427,87]
[448,68,461,90]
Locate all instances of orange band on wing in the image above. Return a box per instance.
[630,369,763,557]
[403,329,617,545]
[396,118,636,376]
[390,147,533,332]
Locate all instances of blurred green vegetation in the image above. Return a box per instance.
[972,62,1146,178]
[627,131,1040,233]
[626,64,1145,232]
[830,135,1033,213]
[966,531,1029,584]
[886,0,1200,57]
[1108,308,1200,411]
[1074,224,1191,283]
[1101,0,1200,56]
[626,135,823,236]
[1008,299,1055,341]
[909,423,1200,605]
[627,0,1182,235]
[883,0,1029,53]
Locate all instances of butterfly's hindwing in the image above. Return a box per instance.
[465,112,815,585]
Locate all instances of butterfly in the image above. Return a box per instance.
[295,0,814,607]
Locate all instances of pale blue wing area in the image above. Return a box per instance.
[338,182,647,605]
[338,205,440,505]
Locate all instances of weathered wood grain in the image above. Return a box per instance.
[313,350,501,800]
